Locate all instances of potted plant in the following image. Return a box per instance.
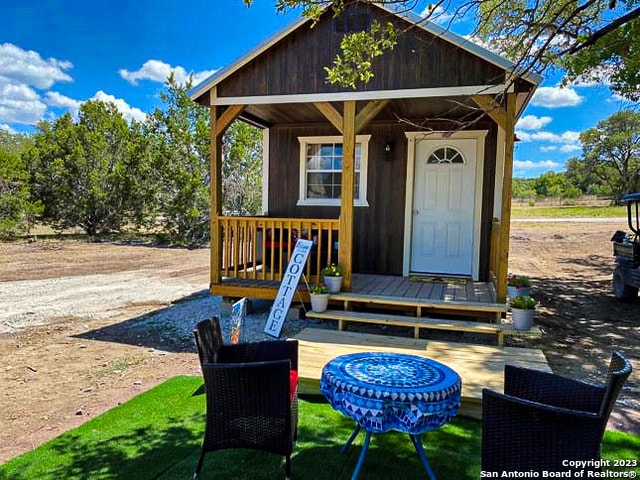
[509,295,537,331]
[507,273,532,298]
[309,283,330,313]
[321,263,344,293]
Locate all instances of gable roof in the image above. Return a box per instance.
[189,3,541,102]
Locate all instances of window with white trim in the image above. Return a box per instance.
[297,135,370,206]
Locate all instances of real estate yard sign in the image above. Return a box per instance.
[264,239,313,338]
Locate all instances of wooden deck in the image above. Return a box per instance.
[294,327,551,419]
[215,273,499,305]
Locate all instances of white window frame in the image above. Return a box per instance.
[297,135,370,207]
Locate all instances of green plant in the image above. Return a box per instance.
[507,273,532,288]
[310,283,329,294]
[321,263,344,277]
[509,295,537,310]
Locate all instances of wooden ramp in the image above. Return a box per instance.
[294,327,551,419]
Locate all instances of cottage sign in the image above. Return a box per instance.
[264,239,313,338]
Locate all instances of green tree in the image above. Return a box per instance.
[145,74,211,244]
[222,121,263,215]
[561,17,640,101]
[0,149,43,239]
[512,177,537,202]
[579,110,640,202]
[26,101,145,235]
[533,171,568,198]
[0,130,33,155]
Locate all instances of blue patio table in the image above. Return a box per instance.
[320,351,461,480]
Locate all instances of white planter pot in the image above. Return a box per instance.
[508,286,531,298]
[310,293,330,313]
[511,308,535,331]
[323,275,343,294]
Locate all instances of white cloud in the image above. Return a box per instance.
[517,129,581,154]
[560,144,581,153]
[0,43,73,89]
[92,90,147,123]
[419,5,454,25]
[45,91,82,111]
[531,86,583,108]
[0,81,47,124]
[516,114,553,131]
[119,59,216,86]
[514,159,562,170]
[517,130,580,145]
[0,123,14,132]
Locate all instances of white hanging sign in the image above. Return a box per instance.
[264,239,313,338]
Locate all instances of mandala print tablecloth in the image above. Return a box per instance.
[320,352,462,434]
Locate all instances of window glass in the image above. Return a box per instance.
[427,146,465,164]
[298,136,370,206]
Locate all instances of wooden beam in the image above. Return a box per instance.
[497,93,517,302]
[472,95,506,129]
[210,105,223,287]
[313,102,343,133]
[339,100,356,291]
[354,99,390,133]
[214,104,246,137]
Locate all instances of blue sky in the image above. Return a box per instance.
[1,0,634,178]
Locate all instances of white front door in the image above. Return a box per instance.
[410,137,478,276]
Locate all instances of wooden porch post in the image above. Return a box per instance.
[209,98,245,291]
[339,100,356,291]
[210,102,222,289]
[497,93,517,302]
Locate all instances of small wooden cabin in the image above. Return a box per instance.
[189,2,540,305]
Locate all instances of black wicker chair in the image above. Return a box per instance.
[193,318,299,480]
[482,351,632,475]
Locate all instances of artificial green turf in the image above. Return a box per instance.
[1,376,638,479]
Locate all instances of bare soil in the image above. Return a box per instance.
[0,221,638,463]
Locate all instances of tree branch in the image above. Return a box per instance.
[562,6,640,55]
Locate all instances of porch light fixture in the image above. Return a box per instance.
[384,140,394,161]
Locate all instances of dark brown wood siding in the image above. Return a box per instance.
[267,119,497,279]
[217,3,506,98]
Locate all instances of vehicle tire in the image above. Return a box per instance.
[613,266,639,302]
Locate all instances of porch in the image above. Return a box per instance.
[210,215,506,307]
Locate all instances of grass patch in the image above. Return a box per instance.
[512,204,627,218]
[1,376,638,479]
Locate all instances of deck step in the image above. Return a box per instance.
[329,292,507,318]
[306,309,541,346]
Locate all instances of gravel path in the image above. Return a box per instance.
[0,272,323,341]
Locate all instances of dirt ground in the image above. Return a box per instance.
[0,221,638,463]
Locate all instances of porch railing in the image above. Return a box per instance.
[217,216,340,285]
